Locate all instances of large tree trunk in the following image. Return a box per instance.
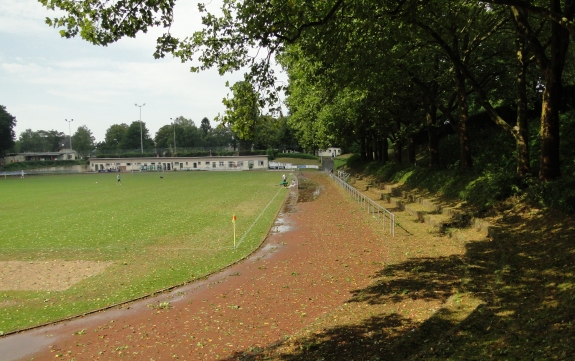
[375,138,383,162]
[539,20,569,181]
[393,140,402,164]
[360,135,367,161]
[509,5,572,180]
[408,135,416,164]
[515,33,531,177]
[366,132,374,161]
[426,107,440,168]
[382,137,389,163]
[455,70,473,169]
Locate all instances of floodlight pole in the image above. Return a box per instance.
[135,103,146,153]
[65,118,74,153]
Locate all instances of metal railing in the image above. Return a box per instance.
[329,170,395,236]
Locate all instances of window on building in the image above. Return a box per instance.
[126,163,131,166]
[259,161,264,166]
[228,161,234,168]
[238,161,243,167]
[212,162,216,168]
[219,161,224,167]
[206,161,210,166]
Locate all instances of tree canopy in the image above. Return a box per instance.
[0,105,16,156]
[72,125,95,157]
[40,0,575,180]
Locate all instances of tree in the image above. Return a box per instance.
[200,117,212,136]
[0,105,16,156]
[154,124,173,149]
[205,124,235,148]
[18,129,65,152]
[217,81,261,143]
[175,117,203,149]
[103,123,129,151]
[121,121,154,151]
[72,125,95,158]
[40,0,575,180]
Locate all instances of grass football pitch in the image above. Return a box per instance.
[0,171,289,334]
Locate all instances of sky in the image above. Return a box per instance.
[0,0,280,144]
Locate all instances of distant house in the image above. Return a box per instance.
[316,147,341,157]
[4,149,77,163]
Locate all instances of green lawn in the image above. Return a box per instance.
[0,171,289,333]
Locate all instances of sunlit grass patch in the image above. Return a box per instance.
[0,171,287,333]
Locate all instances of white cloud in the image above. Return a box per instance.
[0,0,285,142]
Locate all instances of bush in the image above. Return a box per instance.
[345,154,368,171]
[266,148,277,161]
[275,153,318,160]
[527,177,575,215]
[458,168,522,209]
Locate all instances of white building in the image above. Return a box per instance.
[316,147,341,157]
[89,155,269,172]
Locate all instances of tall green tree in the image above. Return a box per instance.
[18,129,65,152]
[102,123,129,151]
[200,117,211,136]
[72,125,95,157]
[217,80,260,143]
[204,124,235,148]
[121,121,154,151]
[0,105,16,156]
[175,117,203,149]
[154,124,173,149]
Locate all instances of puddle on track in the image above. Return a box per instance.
[296,176,323,203]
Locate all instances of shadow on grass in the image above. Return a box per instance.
[222,207,575,361]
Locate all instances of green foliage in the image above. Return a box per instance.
[17,129,65,152]
[102,123,128,151]
[527,178,575,214]
[458,169,522,209]
[346,154,369,172]
[72,125,95,157]
[121,121,154,150]
[266,148,277,161]
[559,110,575,176]
[218,81,260,140]
[0,105,16,156]
[275,153,318,161]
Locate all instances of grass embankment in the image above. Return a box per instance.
[0,171,288,334]
[242,134,575,359]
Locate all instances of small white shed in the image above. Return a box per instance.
[316,147,341,157]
